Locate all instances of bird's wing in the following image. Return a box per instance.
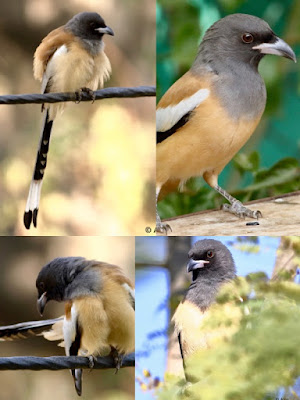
[123,283,135,310]
[96,262,135,310]
[33,26,73,85]
[73,262,136,355]
[42,318,64,344]
[156,70,210,142]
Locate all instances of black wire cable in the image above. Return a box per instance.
[0,353,135,370]
[0,86,155,105]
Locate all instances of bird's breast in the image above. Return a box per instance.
[212,67,267,121]
[157,86,263,184]
[173,300,209,358]
[44,41,111,95]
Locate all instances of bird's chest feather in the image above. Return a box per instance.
[156,67,266,183]
[173,300,209,356]
[173,300,242,359]
[47,41,111,92]
[157,90,263,182]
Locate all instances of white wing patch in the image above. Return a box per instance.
[122,283,135,309]
[156,88,210,132]
[63,303,78,356]
[122,283,135,299]
[41,45,68,94]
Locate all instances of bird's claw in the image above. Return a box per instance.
[75,87,96,103]
[88,355,96,369]
[155,223,172,234]
[114,354,124,374]
[110,347,124,374]
[222,201,262,219]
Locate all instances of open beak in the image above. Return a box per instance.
[96,26,114,36]
[187,259,209,273]
[253,37,296,62]
[37,292,47,316]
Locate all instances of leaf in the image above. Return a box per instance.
[233,151,260,173]
[247,157,300,191]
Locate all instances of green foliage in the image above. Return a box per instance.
[158,277,300,400]
[158,153,300,218]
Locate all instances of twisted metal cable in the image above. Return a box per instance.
[0,353,135,370]
[0,86,156,105]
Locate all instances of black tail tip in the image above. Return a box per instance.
[23,209,38,229]
[75,384,82,396]
[73,369,82,396]
[23,211,32,229]
[33,208,38,227]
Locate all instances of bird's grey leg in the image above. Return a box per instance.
[155,186,172,234]
[87,355,96,369]
[109,346,125,374]
[215,184,262,219]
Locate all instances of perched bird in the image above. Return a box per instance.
[156,13,296,233]
[172,239,236,381]
[24,12,114,229]
[35,257,135,396]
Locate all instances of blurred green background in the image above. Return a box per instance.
[157,0,300,219]
[0,0,156,236]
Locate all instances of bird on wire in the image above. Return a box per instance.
[0,257,135,396]
[24,12,114,229]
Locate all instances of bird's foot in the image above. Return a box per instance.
[156,212,172,234]
[155,222,172,234]
[87,355,96,369]
[222,200,262,219]
[75,87,95,103]
[110,347,124,374]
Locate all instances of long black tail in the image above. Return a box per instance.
[0,317,62,341]
[69,324,83,396]
[24,109,53,229]
[72,369,82,396]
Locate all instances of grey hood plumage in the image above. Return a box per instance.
[184,239,236,311]
[191,13,295,120]
[36,257,102,315]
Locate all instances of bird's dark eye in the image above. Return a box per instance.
[90,22,96,28]
[207,250,214,259]
[242,33,254,44]
[188,251,194,259]
[39,282,45,291]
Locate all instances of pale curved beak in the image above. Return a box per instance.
[187,259,209,273]
[253,37,296,62]
[37,292,47,316]
[96,26,114,36]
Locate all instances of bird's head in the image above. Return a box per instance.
[187,239,236,283]
[36,257,92,316]
[196,13,296,69]
[65,12,114,41]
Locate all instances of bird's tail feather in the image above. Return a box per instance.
[0,317,63,341]
[24,109,53,229]
[72,368,82,396]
